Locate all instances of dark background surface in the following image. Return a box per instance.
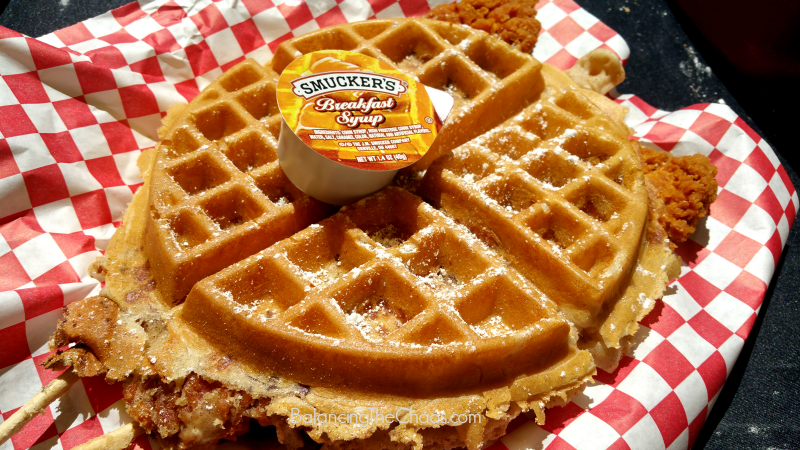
[1,0,798,449]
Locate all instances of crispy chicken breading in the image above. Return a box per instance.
[426,0,541,53]
[641,146,718,246]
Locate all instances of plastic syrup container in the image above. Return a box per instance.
[276,50,453,205]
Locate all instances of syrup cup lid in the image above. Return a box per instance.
[276,50,452,205]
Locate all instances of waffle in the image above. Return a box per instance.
[44,19,679,450]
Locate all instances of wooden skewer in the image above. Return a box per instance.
[0,370,80,446]
[73,422,145,450]
[0,368,145,450]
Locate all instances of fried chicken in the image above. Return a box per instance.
[426,0,541,53]
[641,146,718,245]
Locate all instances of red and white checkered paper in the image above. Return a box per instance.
[0,0,794,449]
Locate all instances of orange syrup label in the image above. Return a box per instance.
[277,50,441,171]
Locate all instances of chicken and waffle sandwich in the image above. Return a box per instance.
[0,10,718,450]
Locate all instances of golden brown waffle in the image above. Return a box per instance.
[43,21,680,450]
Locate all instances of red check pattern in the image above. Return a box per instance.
[0,1,794,450]
[533,0,630,68]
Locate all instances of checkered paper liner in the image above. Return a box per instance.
[0,0,793,449]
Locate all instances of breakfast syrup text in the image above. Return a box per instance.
[314,96,397,128]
